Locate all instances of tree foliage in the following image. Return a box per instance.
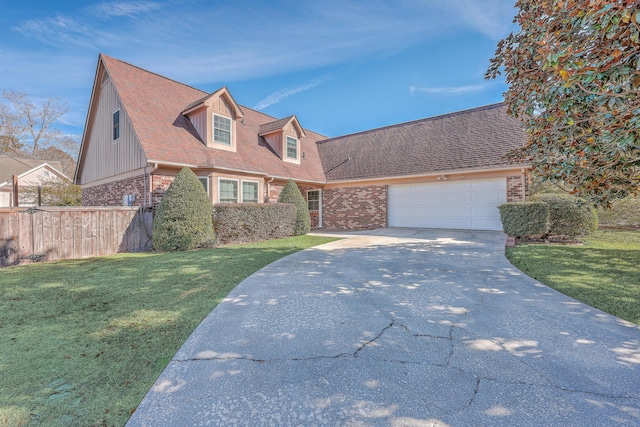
[0,90,73,157]
[152,168,214,251]
[277,180,311,236]
[21,179,82,206]
[487,1,640,206]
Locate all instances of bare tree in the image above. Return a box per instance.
[0,90,70,155]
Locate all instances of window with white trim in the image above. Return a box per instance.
[218,178,238,203]
[286,136,298,159]
[213,114,232,145]
[199,177,209,195]
[242,181,259,203]
[113,110,120,140]
[307,190,320,211]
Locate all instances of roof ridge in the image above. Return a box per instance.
[100,53,208,96]
[316,102,506,144]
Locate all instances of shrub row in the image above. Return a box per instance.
[499,194,598,239]
[213,203,296,245]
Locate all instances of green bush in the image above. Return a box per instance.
[277,180,310,236]
[498,202,549,238]
[213,203,296,245]
[152,168,214,251]
[597,196,640,230]
[532,194,598,238]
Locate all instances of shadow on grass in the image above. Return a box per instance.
[507,245,640,325]
[0,236,335,427]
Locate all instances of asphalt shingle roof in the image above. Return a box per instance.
[97,55,527,185]
[316,103,528,181]
[0,155,64,184]
[100,55,327,182]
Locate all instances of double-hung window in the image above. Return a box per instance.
[286,136,298,159]
[242,181,259,203]
[199,177,209,195]
[307,190,320,211]
[113,110,120,141]
[213,114,231,145]
[219,179,238,203]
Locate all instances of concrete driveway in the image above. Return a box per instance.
[128,228,640,426]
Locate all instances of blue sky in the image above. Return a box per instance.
[0,0,518,140]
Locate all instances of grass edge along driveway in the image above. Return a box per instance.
[0,235,338,427]
[506,230,640,326]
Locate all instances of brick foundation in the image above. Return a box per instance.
[506,175,530,202]
[323,185,387,230]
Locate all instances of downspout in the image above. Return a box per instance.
[318,189,323,228]
[521,168,526,201]
[266,177,275,202]
[147,163,159,207]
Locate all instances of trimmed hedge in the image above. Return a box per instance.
[278,180,310,236]
[498,202,549,238]
[213,203,296,245]
[532,194,598,238]
[152,168,214,251]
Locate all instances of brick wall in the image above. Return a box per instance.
[82,175,147,206]
[151,174,176,208]
[267,183,284,203]
[506,175,530,202]
[323,185,387,230]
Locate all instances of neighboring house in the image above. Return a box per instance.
[0,155,68,207]
[75,54,530,231]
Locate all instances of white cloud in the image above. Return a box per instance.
[254,79,326,111]
[88,1,163,18]
[444,0,517,40]
[410,84,487,95]
[14,16,97,48]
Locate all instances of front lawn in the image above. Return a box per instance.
[507,230,640,325]
[0,235,337,427]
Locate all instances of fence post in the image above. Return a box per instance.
[12,175,18,207]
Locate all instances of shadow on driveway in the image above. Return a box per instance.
[128,228,640,426]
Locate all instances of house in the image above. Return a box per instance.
[0,155,68,207]
[75,54,530,231]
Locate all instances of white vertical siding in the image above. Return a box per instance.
[78,76,146,185]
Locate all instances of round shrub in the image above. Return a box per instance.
[498,202,549,238]
[532,193,598,238]
[152,168,214,251]
[277,180,310,236]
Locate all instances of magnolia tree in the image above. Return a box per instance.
[487,1,640,206]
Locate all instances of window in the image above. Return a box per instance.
[199,177,209,195]
[242,181,259,203]
[219,179,238,203]
[286,136,298,159]
[307,190,320,211]
[213,114,231,145]
[113,110,120,140]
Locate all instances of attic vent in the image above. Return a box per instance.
[101,70,110,86]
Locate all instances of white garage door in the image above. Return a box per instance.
[388,178,506,231]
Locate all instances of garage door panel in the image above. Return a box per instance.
[389,178,506,231]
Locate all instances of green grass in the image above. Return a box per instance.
[0,235,337,427]
[507,230,640,325]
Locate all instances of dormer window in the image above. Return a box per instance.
[286,136,298,159]
[213,114,231,146]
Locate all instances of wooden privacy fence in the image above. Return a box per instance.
[0,206,153,268]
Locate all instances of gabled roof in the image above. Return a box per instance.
[182,87,244,118]
[317,103,528,181]
[89,55,327,183]
[258,115,306,138]
[0,155,67,186]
